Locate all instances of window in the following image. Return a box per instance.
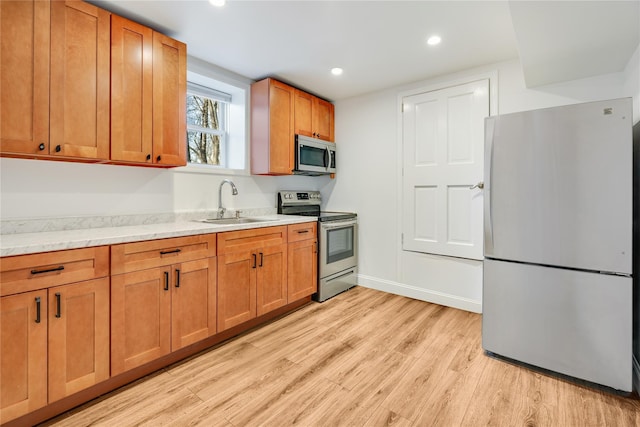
[186,83,230,166]
[183,67,248,174]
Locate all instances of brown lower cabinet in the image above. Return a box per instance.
[287,222,318,301]
[0,223,317,425]
[217,226,288,331]
[110,236,217,376]
[0,277,110,423]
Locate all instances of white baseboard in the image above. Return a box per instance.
[357,274,482,313]
[634,355,640,393]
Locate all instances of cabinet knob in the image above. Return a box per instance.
[146,154,151,161]
[156,155,161,162]
[38,143,46,151]
[55,145,61,152]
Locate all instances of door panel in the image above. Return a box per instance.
[485,98,632,274]
[171,258,217,350]
[288,239,317,301]
[403,79,488,260]
[111,268,171,375]
[111,15,153,163]
[217,251,256,331]
[50,0,110,159]
[483,259,632,392]
[256,244,287,316]
[152,32,186,166]
[0,0,50,155]
[0,291,47,423]
[48,278,110,402]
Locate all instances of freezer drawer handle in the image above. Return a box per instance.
[469,182,484,189]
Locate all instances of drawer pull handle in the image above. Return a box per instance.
[31,265,65,275]
[35,297,42,323]
[259,252,264,267]
[55,293,61,318]
[297,230,310,234]
[175,269,181,288]
[160,248,181,255]
[252,253,257,269]
[164,271,169,291]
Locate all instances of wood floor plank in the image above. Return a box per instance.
[42,286,640,427]
[362,405,413,427]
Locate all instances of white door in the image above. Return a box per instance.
[402,79,488,260]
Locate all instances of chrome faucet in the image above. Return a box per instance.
[218,179,238,218]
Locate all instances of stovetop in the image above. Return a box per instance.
[277,191,357,222]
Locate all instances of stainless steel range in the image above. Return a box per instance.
[278,191,358,302]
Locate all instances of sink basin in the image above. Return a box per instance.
[198,217,270,225]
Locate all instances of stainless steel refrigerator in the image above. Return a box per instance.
[482,98,633,392]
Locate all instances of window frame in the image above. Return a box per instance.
[177,61,251,176]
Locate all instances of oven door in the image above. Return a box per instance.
[320,219,357,278]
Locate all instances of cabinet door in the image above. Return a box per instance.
[294,89,314,138]
[111,267,172,375]
[111,15,153,164]
[50,0,110,160]
[256,244,288,316]
[152,32,186,166]
[171,258,217,350]
[48,278,110,402]
[217,250,256,331]
[288,239,317,301]
[0,0,50,156]
[0,290,47,423]
[268,81,295,174]
[313,98,334,142]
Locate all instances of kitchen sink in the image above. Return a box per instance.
[198,217,271,225]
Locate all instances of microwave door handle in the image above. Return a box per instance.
[324,146,330,171]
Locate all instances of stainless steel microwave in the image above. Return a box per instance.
[294,135,336,175]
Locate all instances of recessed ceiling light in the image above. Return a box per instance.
[209,0,225,7]
[331,68,343,76]
[427,35,441,46]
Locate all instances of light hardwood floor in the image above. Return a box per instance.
[43,286,640,426]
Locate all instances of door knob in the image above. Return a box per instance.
[469,182,484,189]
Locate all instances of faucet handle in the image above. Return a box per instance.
[235,210,242,219]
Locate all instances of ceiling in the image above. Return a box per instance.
[92,1,639,101]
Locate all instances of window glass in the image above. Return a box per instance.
[186,86,229,166]
[182,69,248,174]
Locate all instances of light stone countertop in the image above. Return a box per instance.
[0,215,316,257]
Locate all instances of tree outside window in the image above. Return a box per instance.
[186,84,230,166]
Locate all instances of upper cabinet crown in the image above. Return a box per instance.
[0,0,186,167]
[250,78,334,176]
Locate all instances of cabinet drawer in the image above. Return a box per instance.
[288,222,317,243]
[217,226,287,255]
[0,246,109,297]
[111,234,216,275]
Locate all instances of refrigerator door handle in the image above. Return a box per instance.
[484,118,495,255]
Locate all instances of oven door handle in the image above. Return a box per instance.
[321,220,357,230]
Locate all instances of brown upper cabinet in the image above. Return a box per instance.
[251,78,334,175]
[111,15,186,167]
[1,0,186,167]
[1,0,110,160]
[0,0,50,156]
[294,90,335,142]
[250,78,296,175]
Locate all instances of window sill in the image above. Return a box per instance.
[173,163,251,177]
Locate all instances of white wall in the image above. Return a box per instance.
[0,158,329,220]
[326,55,638,313]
